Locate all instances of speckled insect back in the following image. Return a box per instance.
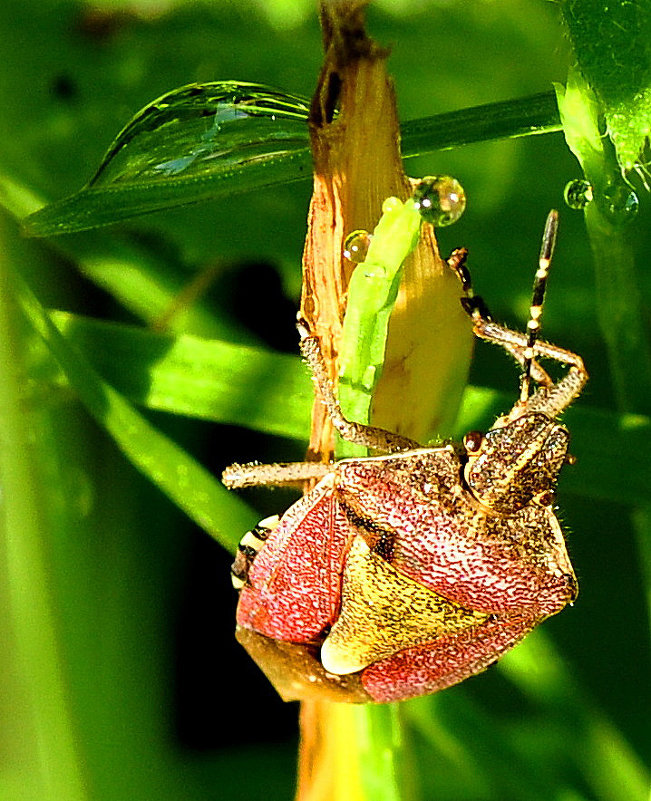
[223,211,587,704]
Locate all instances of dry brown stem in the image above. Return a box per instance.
[296,4,472,799]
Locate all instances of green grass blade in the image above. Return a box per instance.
[0,222,88,801]
[38,312,651,506]
[49,311,313,440]
[0,173,249,340]
[18,284,255,553]
[23,91,561,236]
[499,631,650,801]
[400,90,561,156]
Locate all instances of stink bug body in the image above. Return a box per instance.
[223,211,587,703]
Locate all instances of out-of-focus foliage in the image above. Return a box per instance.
[0,2,649,801]
[560,0,651,171]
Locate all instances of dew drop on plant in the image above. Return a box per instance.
[602,182,639,225]
[343,230,372,263]
[88,81,312,185]
[412,175,466,226]
[382,196,401,214]
[564,179,593,210]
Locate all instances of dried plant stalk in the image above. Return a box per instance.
[297,3,472,799]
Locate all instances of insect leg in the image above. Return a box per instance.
[222,460,331,489]
[471,319,587,418]
[447,249,554,389]
[297,319,421,453]
[447,214,588,418]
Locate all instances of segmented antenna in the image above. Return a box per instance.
[520,209,559,402]
[447,248,493,322]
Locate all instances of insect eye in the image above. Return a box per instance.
[463,430,484,453]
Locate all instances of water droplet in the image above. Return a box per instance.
[381,196,401,214]
[602,182,639,225]
[89,81,312,186]
[564,179,593,210]
[343,230,372,263]
[412,175,466,226]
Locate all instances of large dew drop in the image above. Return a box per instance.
[412,175,466,226]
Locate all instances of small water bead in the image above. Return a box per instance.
[602,182,639,225]
[382,196,401,214]
[564,179,593,210]
[343,230,372,263]
[412,175,466,226]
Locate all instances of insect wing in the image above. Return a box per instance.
[338,452,576,615]
[236,474,350,642]
[360,613,535,703]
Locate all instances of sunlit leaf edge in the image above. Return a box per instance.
[47,311,651,506]
[23,91,561,236]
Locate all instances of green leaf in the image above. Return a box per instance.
[37,311,651,506]
[18,287,255,553]
[22,89,561,236]
[557,70,651,411]
[338,196,422,438]
[560,0,651,171]
[49,310,313,440]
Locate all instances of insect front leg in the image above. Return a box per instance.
[448,211,588,420]
[471,319,588,419]
[447,247,555,390]
[222,460,331,489]
[297,318,421,453]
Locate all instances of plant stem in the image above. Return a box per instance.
[401,91,561,156]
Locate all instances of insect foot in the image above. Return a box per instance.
[223,210,586,704]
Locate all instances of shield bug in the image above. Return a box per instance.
[222,210,587,703]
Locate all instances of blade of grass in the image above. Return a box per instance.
[49,311,312,440]
[37,312,651,506]
[0,220,88,801]
[23,92,561,236]
[0,173,253,341]
[17,281,255,553]
[498,630,650,801]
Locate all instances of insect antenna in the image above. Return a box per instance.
[447,248,493,322]
[520,209,559,402]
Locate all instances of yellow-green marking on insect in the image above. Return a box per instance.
[337,195,422,438]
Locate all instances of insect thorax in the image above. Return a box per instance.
[464,412,569,514]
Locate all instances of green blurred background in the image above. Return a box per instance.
[0,1,649,800]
